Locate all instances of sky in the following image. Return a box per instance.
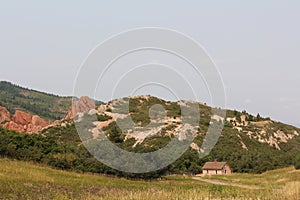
[0,1,300,127]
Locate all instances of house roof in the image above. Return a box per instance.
[202,162,228,170]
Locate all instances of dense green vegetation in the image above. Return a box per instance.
[0,81,72,120]
[0,126,168,179]
[97,113,112,121]
[0,115,299,180]
[211,127,300,173]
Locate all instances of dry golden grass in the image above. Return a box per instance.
[0,158,299,200]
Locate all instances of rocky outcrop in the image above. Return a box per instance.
[3,121,25,133]
[12,110,32,126]
[1,109,51,134]
[31,115,50,127]
[1,96,95,133]
[0,106,10,123]
[64,96,95,119]
[64,107,73,120]
[26,115,51,133]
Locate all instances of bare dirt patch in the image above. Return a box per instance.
[192,177,262,190]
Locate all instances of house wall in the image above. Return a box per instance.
[203,165,232,175]
[204,169,223,175]
[222,164,232,174]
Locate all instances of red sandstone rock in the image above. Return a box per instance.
[12,110,32,125]
[0,97,94,133]
[0,108,51,134]
[31,115,51,127]
[0,106,10,123]
[3,121,25,133]
[65,96,95,119]
[64,106,73,120]
[26,115,51,133]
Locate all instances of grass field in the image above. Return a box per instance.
[0,158,299,200]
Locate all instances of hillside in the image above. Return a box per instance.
[0,158,298,200]
[0,95,299,177]
[0,81,72,120]
[76,95,300,173]
[0,82,299,176]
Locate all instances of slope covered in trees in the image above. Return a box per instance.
[0,81,72,120]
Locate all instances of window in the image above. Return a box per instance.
[206,170,208,174]
[216,170,217,174]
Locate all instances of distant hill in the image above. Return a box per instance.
[77,95,300,174]
[0,81,72,120]
[0,82,299,177]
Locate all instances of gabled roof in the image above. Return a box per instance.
[202,162,228,170]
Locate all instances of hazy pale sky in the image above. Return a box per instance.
[0,1,300,127]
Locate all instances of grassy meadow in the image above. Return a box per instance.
[0,158,299,200]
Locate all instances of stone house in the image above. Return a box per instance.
[202,161,232,175]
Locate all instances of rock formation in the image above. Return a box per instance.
[1,96,95,134]
[11,110,32,126]
[3,121,25,133]
[0,106,10,123]
[1,109,51,134]
[64,96,95,119]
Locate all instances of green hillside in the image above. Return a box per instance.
[0,81,72,120]
[90,96,300,174]
[0,83,299,179]
[0,158,298,200]
[0,96,299,178]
